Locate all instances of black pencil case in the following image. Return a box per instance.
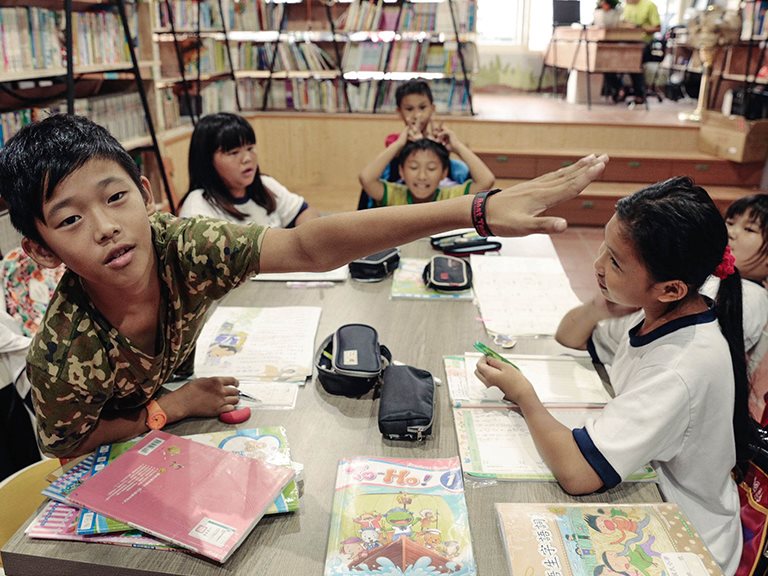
[378,365,434,441]
[422,255,472,292]
[315,324,391,397]
[349,248,400,282]
[431,231,501,256]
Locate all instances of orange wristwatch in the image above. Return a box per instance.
[145,399,167,430]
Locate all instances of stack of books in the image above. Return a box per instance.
[27,428,298,563]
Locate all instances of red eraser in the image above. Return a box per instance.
[219,406,251,425]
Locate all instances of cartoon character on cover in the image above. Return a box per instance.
[417,508,436,531]
[584,508,650,547]
[339,537,365,559]
[359,527,381,551]
[207,321,248,358]
[353,512,383,531]
[443,541,461,560]
[384,507,416,542]
[417,529,442,551]
[601,548,664,576]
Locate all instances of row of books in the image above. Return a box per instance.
[0,7,61,74]
[69,9,135,69]
[238,77,347,113]
[159,79,239,130]
[342,41,475,75]
[741,0,768,40]
[158,37,232,80]
[351,78,472,114]
[337,0,477,34]
[155,0,224,32]
[0,92,149,149]
[234,41,337,73]
[31,428,299,562]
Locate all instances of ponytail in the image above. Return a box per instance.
[716,269,755,467]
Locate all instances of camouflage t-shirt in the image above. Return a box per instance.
[27,212,267,457]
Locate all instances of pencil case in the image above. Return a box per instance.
[422,255,472,292]
[378,365,434,441]
[431,231,501,256]
[349,248,400,282]
[315,324,391,397]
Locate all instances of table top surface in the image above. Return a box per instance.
[1,238,661,576]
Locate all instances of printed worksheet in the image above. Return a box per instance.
[470,255,582,336]
[195,306,321,383]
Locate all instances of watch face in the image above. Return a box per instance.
[146,401,167,430]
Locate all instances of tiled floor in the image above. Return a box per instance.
[550,226,605,303]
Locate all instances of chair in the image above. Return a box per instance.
[0,457,60,568]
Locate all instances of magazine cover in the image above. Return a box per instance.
[41,453,96,505]
[68,430,295,563]
[495,503,723,576]
[324,456,476,576]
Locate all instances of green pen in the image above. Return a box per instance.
[473,341,520,371]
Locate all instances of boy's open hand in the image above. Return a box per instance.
[167,376,242,419]
[475,356,535,405]
[485,154,608,236]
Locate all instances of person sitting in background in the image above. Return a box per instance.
[603,0,661,105]
[359,125,494,207]
[382,80,470,186]
[178,112,321,227]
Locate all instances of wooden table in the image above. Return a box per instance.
[539,26,646,108]
[1,239,662,576]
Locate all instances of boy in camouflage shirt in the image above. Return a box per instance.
[0,114,607,458]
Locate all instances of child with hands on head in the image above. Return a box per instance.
[359,124,494,206]
[382,80,470,185]
[475,177,748,574]
[178,112,320,227]
[0,114,608,459]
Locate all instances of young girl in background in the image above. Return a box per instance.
[726,194,768,422]
[476,177,748,573]
[178,112,320,227]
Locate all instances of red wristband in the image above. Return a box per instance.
[471,188,502,237]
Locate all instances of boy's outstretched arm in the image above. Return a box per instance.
[263,154,608,273]
[358,129,410,201]
[475,356,604,495]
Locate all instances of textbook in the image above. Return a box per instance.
[495,502,724,576]
[41,453,96,505]
[68,430,295,563]
[453,407,656,482]
[324,456,477,576]
[76,427,300,536]
[194,305,321,384]
[446,354,611,408]
[26,500,178,551]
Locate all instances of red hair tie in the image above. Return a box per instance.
[714,245,736,280]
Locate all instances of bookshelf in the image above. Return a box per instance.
[0,0,176,213]
[152,0,477,115]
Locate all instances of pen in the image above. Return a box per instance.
[238,390,261,403]
[286,281,335,288]
[473,341,521,371]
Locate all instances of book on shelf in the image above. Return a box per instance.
[453,406,656,482]
[495,502,724,576]
[445,353,610,409]
[324,456,477,576]
[68,430,295,563]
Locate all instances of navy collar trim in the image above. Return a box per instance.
[231,194,251,206]
[628,307,716,347]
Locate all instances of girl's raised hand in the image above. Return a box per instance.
[484,154,609,236]
[474,355,535,405]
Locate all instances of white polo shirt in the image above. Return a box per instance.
[585,309,741,574]
[179,175,306,228]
